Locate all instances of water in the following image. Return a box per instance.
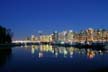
[0,45,108,72]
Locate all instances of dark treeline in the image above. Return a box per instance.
[0,26,12,44]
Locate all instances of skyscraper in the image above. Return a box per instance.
[52,31,59,43]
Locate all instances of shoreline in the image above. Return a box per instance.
[0,42,108,51]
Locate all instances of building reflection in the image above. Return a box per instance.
[0,46,12,67]
[87,50,95,59]
[23,44,107,59]
[39,52,43,58]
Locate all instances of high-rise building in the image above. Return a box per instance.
[52,31,59,42]
[58,31,67,42]
[65,30,74,43]
[31,35,35,41]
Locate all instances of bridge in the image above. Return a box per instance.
[12,40,40,44]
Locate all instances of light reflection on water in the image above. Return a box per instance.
[0,45,108,72]
[21,44,107,59]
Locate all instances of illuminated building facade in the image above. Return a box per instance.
[24,28,108,43]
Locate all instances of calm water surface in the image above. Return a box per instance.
[0,45,108,72]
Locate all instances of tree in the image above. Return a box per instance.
[0,26,12,44]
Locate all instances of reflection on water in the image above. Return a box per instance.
[22,44,108,59]
[0,46,12,68]
[0,45,108,72]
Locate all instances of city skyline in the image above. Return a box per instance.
[0,0,108,39]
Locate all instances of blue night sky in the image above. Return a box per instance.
[0,0,108,39]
